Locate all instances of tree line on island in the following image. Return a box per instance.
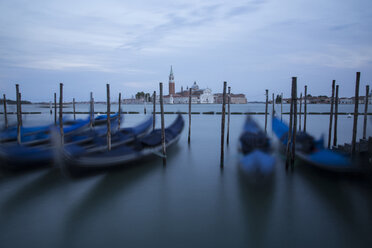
[0,99,32,104]
[135,91,153,102]
[275,94,312,103]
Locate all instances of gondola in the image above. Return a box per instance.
[272,117,360,173]
[0,114,119,144]
[92,113,120,125]
[61,114,184,173]
[0,116,152,169]
[238,116,275,182]
[20,118,91,146]
[0,118,91,146]
[65,115,153,153]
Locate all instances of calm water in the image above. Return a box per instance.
[0,103,372,248]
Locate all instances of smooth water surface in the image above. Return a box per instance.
[0,104,372,248]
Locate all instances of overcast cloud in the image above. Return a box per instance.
[0,0,371,101]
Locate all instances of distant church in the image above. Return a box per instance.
[163,66,214,104]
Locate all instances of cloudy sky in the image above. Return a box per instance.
[0,0,371,101]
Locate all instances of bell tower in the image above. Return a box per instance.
[169,66,175,95]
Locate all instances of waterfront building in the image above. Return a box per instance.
[191,81,199,91]
[188,82,214,103]
[214,93,247,104]
[339,97,353,104]
[163,67,214,104]
[355,96,372,104]
[156,67,248,104]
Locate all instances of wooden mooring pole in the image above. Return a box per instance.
[106,84,111,151]
[328,80,335,149]
[92,96,95,119]
[153,91,156,131]
[351,72,360,157]
[281,93,283,121]
[272,93,275,117]
[188,88,191,144]
[333,85,339,147]
[118,93,122,130]
[304,85,307,132]
[286,79,295,170]
[59,83,64,145]
[291,78,297,167]
[159,82,166,165]
[16,84,21,144]
[18,93,22,126]
[299,93,302,131]
[90,92,94,129]
[227,86,231,146]
[265,89,268,133]
[73,98,76,120]
[363,85,369,140]
[144,96,147,115]
[3,94,8,128]
[54,93,57,125]
[220,81,227,168]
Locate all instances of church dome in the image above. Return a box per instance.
[191,81,199,90]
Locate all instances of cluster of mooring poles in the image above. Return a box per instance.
[279,71,370,169]
[34,83,125,149]
[276,79,310,170]
[325,72,370,157]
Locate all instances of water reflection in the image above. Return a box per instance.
[61,145,180,247]
[237,164,275,247]
[0,169,63,219]
[0,167,49,187]
[295,164,372,244]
